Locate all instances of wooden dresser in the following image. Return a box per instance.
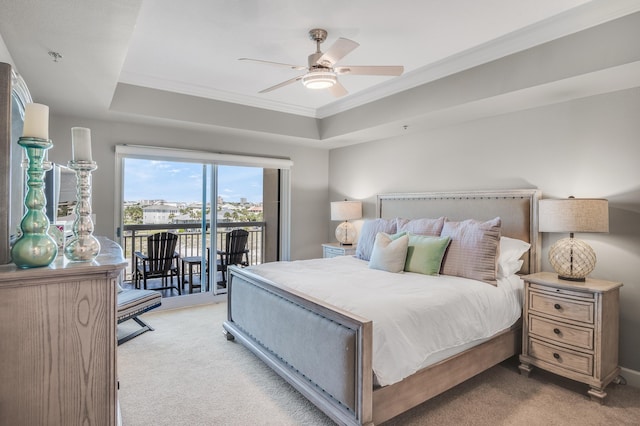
[0,238,126,426]
[519,271,622,402]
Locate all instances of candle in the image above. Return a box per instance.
[22,103,49,139]
[71,127,92,161]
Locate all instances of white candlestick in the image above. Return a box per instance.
[22,103,49,139]
[71,127,92,161]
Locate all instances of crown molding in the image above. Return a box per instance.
[118,71,318,118]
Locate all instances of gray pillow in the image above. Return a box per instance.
[440,217,502,285]
[396,217,446,236]
[355,218,397,261]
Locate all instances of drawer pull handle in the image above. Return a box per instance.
[553,328,561,334]
[553,353,560,360]
[554,303,562,310]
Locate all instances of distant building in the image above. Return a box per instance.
[142,204,179,224]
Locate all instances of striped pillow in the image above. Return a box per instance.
[440,217,501,285]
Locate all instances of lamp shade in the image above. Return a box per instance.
[331,201,362,221]
[539,198,609,233]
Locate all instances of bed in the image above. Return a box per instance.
[223,189,541,425]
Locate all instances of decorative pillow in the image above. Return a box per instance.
[497,236,531,278]
[498,259,524,278]
[499,236,531,263]
[404,234,451,275]
[396,217,446,236]
[440,217,502,285]
[368,232,409,273]
[356,218,397,261]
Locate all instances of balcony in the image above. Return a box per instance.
[120,221,265,286]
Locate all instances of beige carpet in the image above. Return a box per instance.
[117,303,640,425]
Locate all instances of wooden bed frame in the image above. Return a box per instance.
[223,189,541,425]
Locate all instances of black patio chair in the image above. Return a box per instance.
[134,232,181,294]
[216,229,249,287]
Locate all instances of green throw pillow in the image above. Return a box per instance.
[404,235,451,275]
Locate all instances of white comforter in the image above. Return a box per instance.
[246,255,523,386]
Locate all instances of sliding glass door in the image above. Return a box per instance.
[120,158,212,297]
[114,145,290,305]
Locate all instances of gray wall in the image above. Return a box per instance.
[6,4,638,378]
[328,87,640,372]
[46,115,329,261]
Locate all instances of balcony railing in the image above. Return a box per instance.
[120,221,265,282]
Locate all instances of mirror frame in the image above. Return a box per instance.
[0,62,32,264]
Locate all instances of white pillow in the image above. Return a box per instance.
[368,232,409,273]
[497,236,530,278]
[498,259,524,278]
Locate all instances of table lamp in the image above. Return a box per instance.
[331,200,362,245]
[539,197,609,281]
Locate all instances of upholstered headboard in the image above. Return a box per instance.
[377,189,541,274]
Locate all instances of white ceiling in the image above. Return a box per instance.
[1,0,640,144]
[119,0,594,118]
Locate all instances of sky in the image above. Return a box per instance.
[123,159,263,203]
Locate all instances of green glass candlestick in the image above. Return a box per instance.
[10,137,58,268]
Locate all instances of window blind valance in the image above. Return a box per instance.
[115,144,293,169]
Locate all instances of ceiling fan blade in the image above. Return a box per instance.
[239,58,306,71]
[328,81,348,98]
[335,65,404,76]
[258,75,304,93]
[317,38,359,66]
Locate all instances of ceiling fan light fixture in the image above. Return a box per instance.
[302,70,337,89]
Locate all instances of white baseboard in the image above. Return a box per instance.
[620,367,640,389]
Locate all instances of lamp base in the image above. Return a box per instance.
[557,275,586,282]
[548,237,596,281]
[335,221,357,245]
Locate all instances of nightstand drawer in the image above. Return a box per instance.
[529,315,594,350]
[322,243,357,258]
[529,292,594,324]
[529,338,593,376]
[530,283,595,300]
[324,247,345,258]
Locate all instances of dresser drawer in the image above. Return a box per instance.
[529,315,594,350]
[529,338,593,376]
[529,291,594,324]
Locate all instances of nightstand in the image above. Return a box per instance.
[322,242,357,258]
[518,271,622,403]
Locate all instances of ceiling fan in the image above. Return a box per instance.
[239,28,404,98]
